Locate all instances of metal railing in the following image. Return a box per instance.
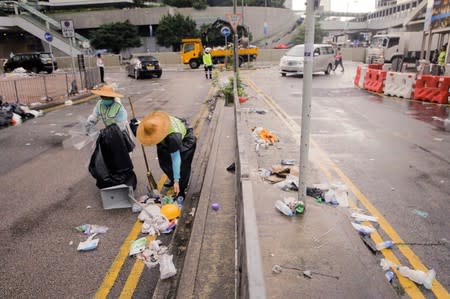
[0,68,100,106]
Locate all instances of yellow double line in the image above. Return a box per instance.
[94,88,212,299]
[245,78,449,299]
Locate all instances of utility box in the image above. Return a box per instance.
[100,184,133,210]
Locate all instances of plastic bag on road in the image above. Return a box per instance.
[63,116,99,150]
[159,254,177,280]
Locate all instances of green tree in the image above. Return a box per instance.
[90,20,141,54]
[291,20,326,45]
[156,13,199,51]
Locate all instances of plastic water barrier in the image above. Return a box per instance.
[383,72,416,99]
[413,75,450,104]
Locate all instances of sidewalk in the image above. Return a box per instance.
[232,81,399,298]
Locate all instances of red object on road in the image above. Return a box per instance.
[239,97,248,103]
[274,43,289,49]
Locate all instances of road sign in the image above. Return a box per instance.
[226,13,242,32]
[44,32,53,42]
[220,26,231,37]
[60,19,75,38]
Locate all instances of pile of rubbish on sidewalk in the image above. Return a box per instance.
[0,96,43,128]
[74,223,109,252]
[252,127,279,149]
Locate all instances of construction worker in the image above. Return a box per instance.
[438,44,447,76]
[136,111,196,198]
[203,47,213,79]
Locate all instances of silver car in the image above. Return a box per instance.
[280,44,335,76]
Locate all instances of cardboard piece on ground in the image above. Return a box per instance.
[264,175,285,184]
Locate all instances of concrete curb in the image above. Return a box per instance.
[41,93,98,113]
[234,94,267,298]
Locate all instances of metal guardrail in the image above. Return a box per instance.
[0,68,100,106]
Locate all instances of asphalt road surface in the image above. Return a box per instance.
[0,67,211,298]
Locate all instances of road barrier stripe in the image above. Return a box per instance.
[245,77,449,299]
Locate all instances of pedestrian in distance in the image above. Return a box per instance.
[97,53,105,83]
[203,47,213,79]
[135,111,197,198]
[438,44,447,76]
[333,47,344,72]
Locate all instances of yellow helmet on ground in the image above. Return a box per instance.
[160,204,181,220]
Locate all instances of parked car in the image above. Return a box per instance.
[3,52,57,74]
[126,54,162,79]
[279,44,334,77]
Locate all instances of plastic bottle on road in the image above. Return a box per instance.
[376,240,394,251]
[274,200,293,216]
[397,266,436,289]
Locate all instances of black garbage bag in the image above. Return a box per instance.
[88,124,137,190]
[0,110,12,127]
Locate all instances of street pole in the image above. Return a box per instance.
[298,0,315,202]
[69,37,78,91]
[233,0,238,74]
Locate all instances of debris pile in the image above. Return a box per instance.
[0,97,43,128]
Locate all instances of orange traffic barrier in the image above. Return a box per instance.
[354,65,361,86]
[364,69,386,93]
[413,75,440,103]
[368,64,383,70]
[433,77,450,104]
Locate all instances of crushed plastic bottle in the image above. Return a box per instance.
[385,271,395,282]
[397,266,436,289]
[351,223,375,235]
[376,240,394,251]
[274,200,293,216]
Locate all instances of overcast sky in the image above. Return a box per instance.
[293,0,376,12]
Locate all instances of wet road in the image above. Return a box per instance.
[0,67,211,298]
[243,63,450,297]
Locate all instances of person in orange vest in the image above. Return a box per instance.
[333,47,344,72]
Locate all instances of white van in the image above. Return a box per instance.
[279,44,335,76]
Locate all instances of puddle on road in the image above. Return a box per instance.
[367,95,450,132]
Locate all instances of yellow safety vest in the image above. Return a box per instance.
[98,101,121,127]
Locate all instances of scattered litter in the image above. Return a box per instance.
[77,233,99,252]
[385,271,395,282]
[413,209,428,218]
[274,174,299,192]
[272,264,339,279]
[75,224,109,235]
[380,258,396,271]
[25,143,31,146]
[161,219,177,233]
[69,241,74,246]
[239,97,248,103]
[129,237,147,256]
[351,223,375,235]
[189,208,196,216]
[211,203,220,211]
[369,158,375,161]
[160,204,180,220]
[54,132,65,136]
[65,100,73,106]
[375,240,394,251]
[258,168,272,177]
[272,264,283,274]
[440,180,445,184]
[281,159,295,165]
[433,138,443,142]
[269,253,275,257]
[351,212,378,223]
[324,189,338,205]
[252,127,278,145]
[226,162,236,172]
[162,196,174,204]
[159,254,177,279]
[274,197,305,216]
[397,266,435,289]
[243,107,268,114]
[86,205,91,209]
[132,203,143,213]
[391,187,395,191]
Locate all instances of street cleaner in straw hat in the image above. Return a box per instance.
[85,85,128,132]
[134,111,196,198]
[86,85,136,189]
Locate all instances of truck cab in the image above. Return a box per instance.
[181,38,203,69]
